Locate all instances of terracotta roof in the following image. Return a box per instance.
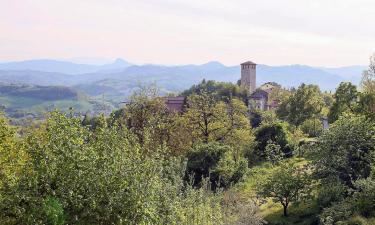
[241,61,257,65]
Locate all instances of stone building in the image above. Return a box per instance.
[240,61,257,94]
[249,84,279,111]
[241,60,279,111]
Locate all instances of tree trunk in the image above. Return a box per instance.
[283,204,288,217]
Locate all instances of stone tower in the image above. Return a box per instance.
[241,61,257,93]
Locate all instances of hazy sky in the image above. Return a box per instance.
[1,0,375,67]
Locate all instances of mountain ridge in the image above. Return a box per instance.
[0,59,368,97]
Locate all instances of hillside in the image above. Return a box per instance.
[0,59,367,106]
[0,83,114,119]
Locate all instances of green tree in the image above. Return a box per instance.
[328,82,358,123]
[257,161,312,217]
[314,114,375,188]
[277,84,324,126]
[361,54,375,94]
[254,122,292,160]
[264,140,283,165]
[186,142,248,189]
[110,86,174,150]
[182,80,248,103]
[300,118,323,137]
[184,93,227,143]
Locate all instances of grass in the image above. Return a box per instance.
[0,94,111,119]
[235,157,318,225]
[261,199,319,225]
[345,215,375,225]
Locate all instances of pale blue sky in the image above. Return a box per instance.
[1,0,374,66]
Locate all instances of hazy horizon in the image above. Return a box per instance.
[1,0,375,67]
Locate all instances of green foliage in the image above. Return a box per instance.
[264,140,284,165]
[328,82,358,123]
[250,109,278,128]
[0,111,239,224]
[313,114,375,188]
[254,122,293,160]
[358,92,375,120]
[42,197,66,225]
[186,142,248,189]
[319,200,353,225]
[277,83,324,126]
[0,83,112,120]
[361,54,375,94]
[257,161,313,217]
[316,179,348,209]
[351,178,375,217]
[182,79,248,103]
[299,118,323,137]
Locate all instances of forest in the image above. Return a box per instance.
[0,54,374,225]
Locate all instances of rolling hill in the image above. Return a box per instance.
[0,83,114,119]
[0,58,368,119]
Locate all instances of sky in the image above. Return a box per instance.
[0,0,375,67]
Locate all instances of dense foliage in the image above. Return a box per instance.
[1,55,375,225]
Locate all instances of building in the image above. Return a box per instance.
[164,96,186,112]
[241,61,257,94]
[240,60,279,111]
[249,83,279,111]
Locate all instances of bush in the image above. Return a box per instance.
[352,178,375,217]
[186,142,248,189]
[317,179,348,209]
[300,118,323,137]
[0,112,241,224]
[254,122,293,160]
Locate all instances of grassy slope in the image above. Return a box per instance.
[236,157,375,225]
[235,158,319,225]
[0,95,112,119]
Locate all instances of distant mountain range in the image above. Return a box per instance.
[0,58,367,119]
[0,58,132,75]
[0,58,367,98]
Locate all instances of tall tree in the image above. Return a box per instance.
[277,84,324,126]
[328,82,358,123]
[184,92,227,143]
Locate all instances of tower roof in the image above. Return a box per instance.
[241,61,257,65]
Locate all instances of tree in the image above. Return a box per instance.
[328,82,358,123]
[1,111,243,224]
[257,161,312,217]
[182,80,248,104]
[254,122,292,160]
[300,118,323,137]
[277,84,324,126]
[221,99,254,162]
[314,114,375,188]
[184,91,254,149]
[264,140,283,165]
[184,93,228,143]
[186,142,248,189]
[110,86,174,150]
[361,54,375,94]
[358,92,375,120]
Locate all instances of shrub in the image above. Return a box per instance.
[254,122,293,160]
